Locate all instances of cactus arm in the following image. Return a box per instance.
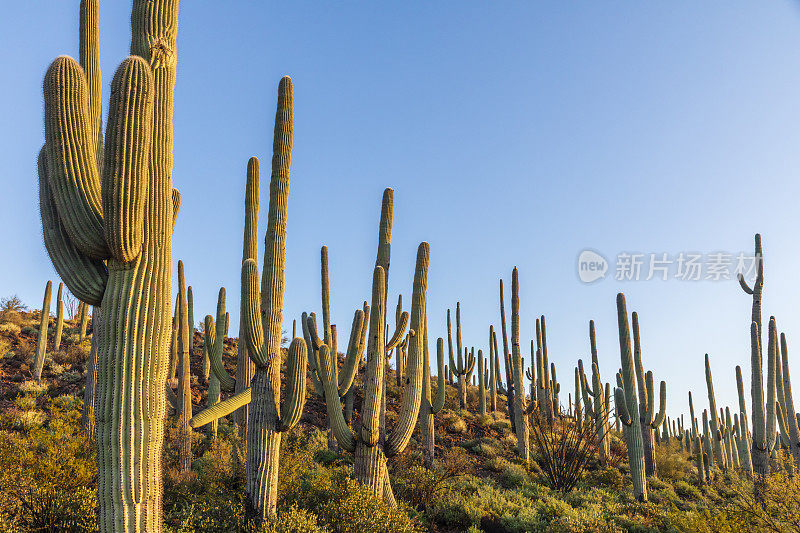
[465,348,476,376]
[447,309,457,373]
[241,258,266,365]
[615,388,632,426]
[631,312,648,411]
[79,0,102,159]
[578,359,596,396]
[337,309,365,396]
[307,312,323,350]
[738,273,755,295]
[525,368,533,382]
[456,302,463,371]
[386,310,409,352]
[386,242,430,457]
[38,151,107,305]
[278,338,308,431]
[301,311,325,396]
[171,188,180,231]
[43,56,108,260]
[581,370,596,419]
[190,388,252,428]
[652,379,667,428]
[317,342,356,452]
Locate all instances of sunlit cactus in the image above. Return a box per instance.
[448,303,475,409]
[614,293,647,502]
[52,283,64,352]
[317,242,430,506]
[32,280,52,382]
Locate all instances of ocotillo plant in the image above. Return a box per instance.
[32,280,52,382]
[176,261,191,473]
[631,311,667,478]
[448,303,475,409]
[614,293,647,502]
[705,354,728,470]
[38,0,179,528]
[318,242,430,506]
[53,283,64,351]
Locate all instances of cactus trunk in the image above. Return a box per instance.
[53,283,64,351]
[32,280,52,382]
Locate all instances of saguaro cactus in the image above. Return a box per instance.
[499,279,516,430]
[78,301,89,342]
[750,317,778,484]
[419,321,446,469]
[318,242,430,505]
[630,312,667,478]
[32,280,53,382]
[82,305,101,440]
[448,303,475,409]
[205,289,228,438]
[705,354,728,470]
[614,293,647,502]
[189,78,306,523]
[509,267,533,461]
[176,261,191,472]
[489,326,498,412]
[38,0,180,529]
[580,358,611,465]
[53,283,64,351]
[779,334,800,469]
[478,349,487,416]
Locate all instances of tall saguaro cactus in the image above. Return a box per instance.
[32,280,53,382]
[509,267,532,461]
[448,303,475,409]
[489,326,498,412]
[779,334,800,469]
[205,289,229,439]
[499,279,516,430]
[38,0,180,529]
[614,293,647,502]
[419,315,446,469]
[318,242,430,506]
[630,311,667,478]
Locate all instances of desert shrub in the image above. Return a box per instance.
[655,445,689,482]
[477,414,494,427]
[0,396,96,532]
[14,395,38,412]
[62,371,83,384]
[0,322,22,335]
[500,463,527,488]
[393,448,468,511]
[441,410,467,434]
[53,343,91,366]
[15,339,35,364]
[21,326,37,337]
[725,471,800,532]
[0,338,12,358]
[587,466,626,490]
[491,418,512,434]
[1,296,27,314]
[674,480,703,501]
[257,505,329,533]
[487,456,510,472]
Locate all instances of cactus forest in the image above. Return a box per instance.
[3,1,800,532]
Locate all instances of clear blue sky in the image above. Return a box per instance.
[3,1,800,421]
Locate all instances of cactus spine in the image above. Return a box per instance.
[176,261,191,472]
[448,303,475,409]
[32,280,53,382]
[318,242,430,505]
[614,293,647,502]
[53,283,64,352]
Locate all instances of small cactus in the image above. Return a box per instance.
[53,283,64,352]
[32,280,52,382]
